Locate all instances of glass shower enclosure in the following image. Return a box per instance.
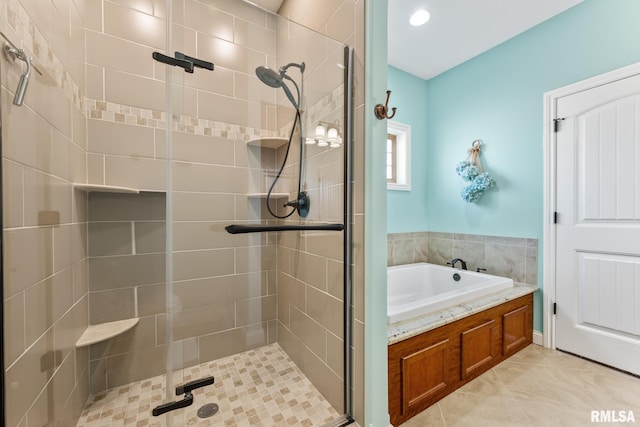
[1,0,353,425]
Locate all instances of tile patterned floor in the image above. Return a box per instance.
[400,344,640,427]
[76,344,340,427]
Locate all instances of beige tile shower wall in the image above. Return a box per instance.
[1,0,89,426]
[85,0,282,391]
[275,0,364,422]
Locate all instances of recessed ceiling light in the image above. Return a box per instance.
[409,9,431,26]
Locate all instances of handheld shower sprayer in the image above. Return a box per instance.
[255,61,308,218]
[255,62,305,111]
[3,43,32,106]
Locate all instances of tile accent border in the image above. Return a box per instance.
[85,83,345,144]
[85,99,273,141]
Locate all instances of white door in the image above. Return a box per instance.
[555,72,640,375]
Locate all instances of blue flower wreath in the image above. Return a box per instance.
[456,141,496,203]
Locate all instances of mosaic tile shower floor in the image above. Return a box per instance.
[77,344,340,426]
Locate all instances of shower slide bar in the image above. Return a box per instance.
[225,223,344,234]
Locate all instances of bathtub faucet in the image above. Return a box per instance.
[447,258,467,270]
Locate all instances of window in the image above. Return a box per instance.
[387,134,397,183]
[387,120,411,191]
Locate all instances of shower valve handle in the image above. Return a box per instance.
[283,191,310,218]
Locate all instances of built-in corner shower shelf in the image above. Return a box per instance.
[73,183,140,194]
[76,318,140,348]
[73,183,166,194]
[246,137,288,149]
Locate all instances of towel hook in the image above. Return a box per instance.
[374,90,397,120]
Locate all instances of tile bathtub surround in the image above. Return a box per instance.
[387,232,430,266]
[399,344,640,427]
[388,232,538,286]
[77,343,340,427]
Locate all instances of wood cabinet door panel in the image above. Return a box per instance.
[503,305,531,356]
[460,319,498,380]
[401,338,450,414]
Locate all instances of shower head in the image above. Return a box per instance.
[255,66,282,88]
[255,62,305,111]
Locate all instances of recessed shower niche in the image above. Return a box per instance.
[85,190,168,391]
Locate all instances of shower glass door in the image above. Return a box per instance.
[0,0,351,425]
[162,0,352,425]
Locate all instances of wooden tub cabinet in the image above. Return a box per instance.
[388,294,533,426]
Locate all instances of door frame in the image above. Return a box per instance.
[542,61,640,350]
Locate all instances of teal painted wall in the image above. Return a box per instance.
[387,66,429,233]
[365,1,390,426]
[389,0,640,332]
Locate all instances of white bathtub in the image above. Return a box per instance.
[387,262,513,324]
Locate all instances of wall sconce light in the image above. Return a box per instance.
[308,120,342,148]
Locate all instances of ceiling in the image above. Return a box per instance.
[252,0,284,13]
[388,0,583,80]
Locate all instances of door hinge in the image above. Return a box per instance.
[152,51,214,74]
[553,211,558,224]
[553,302,557,315]
[152,376,214,416]
[553,118,565,132]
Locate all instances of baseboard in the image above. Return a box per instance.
[533,330,543,346]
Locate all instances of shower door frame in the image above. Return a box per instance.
[0,57,6,427]
[343,45,355,421]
